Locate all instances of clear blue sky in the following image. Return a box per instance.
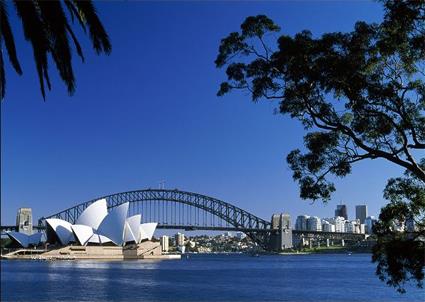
[1,1,404,226]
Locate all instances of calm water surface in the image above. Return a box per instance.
[1,254,424,302]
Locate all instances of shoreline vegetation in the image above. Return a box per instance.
[184,245,372,256]
[278,245,372,255]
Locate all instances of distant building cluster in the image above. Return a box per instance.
[295,204,377,234]
[160,231,254,254]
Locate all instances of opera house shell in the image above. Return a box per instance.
[5,231,43,248]
[7,199,158,249]
[45,199,158,247]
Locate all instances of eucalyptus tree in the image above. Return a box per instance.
[0,0,111,100]
[215,0,424,292]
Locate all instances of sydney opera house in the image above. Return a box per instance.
[4,200,171,260]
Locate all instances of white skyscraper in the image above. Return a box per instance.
[160,235,169,252]
[175,232,185,246]
[333,216,346,233]
[322,220,335,232]
[345,220,357,233]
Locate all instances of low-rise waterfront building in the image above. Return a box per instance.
[235,232,246,240]
[223,232,233,238]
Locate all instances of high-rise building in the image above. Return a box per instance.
[175,232,185,246]
[353,219,362,234]
[360,224,366,234]
[355,205,368,224]
[335,204,348,220]
[307,216,322,231]
[333,216,346,232]
[16,208,33,235]
[160,235,169,252]
[295,215,309,231]
[364,216,377,234]
[322,220,335,232]
[345,220,356,233]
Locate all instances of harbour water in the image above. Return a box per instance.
[1,254,424,302]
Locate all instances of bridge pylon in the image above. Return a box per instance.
[268,213,293,251]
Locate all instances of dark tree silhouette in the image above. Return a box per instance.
[215,0,424,292]
[0,0,111,100]
[373,162,425,293]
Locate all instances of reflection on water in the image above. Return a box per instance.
[49,260,161,270]
[2,254,424,302]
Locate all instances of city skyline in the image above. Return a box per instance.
[297,203,374,222]
[1,1,401,226]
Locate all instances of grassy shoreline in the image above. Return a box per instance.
[279,245,373,255]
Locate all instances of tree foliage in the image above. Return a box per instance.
[372,160,425,293]
[215,0,425,292]
[0,0,111,100]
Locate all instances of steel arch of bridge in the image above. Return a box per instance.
[39,189,272,249]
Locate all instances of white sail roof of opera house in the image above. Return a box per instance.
[71,224,94,246]
[139,223,158,241]
[6,231,42,248]
[42,201,158,247]
[87,234,113,244]
[45,218,74,245]
[96,202,129,246]
[75,198,108,230]
[124,214,142,243]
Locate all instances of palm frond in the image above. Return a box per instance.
[13,0,50,99]
[63,0,87,62]
[2,0,111,100]
[0,0,22,75]
[63,0,86,33]
[66,23,85,62]
[0,42,6,99]
[73,1,111,54]
[37,0,75,95]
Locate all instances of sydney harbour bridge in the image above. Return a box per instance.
[5,189,366,251]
